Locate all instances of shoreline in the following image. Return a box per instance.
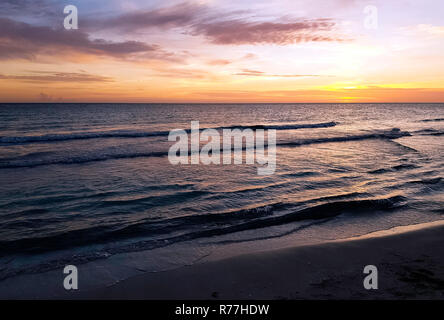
[69,220,444,300]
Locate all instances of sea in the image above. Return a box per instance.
[0,103,443,296]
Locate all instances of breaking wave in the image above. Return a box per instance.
[0,195,406,280]
[0,128,410,169]
[0,121,337,145]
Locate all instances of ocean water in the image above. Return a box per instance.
[0,103,443,291]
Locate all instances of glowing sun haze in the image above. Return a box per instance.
[1,0,444,103]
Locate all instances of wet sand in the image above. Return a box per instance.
[73,221,444,300]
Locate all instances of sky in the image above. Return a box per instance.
[1,0,444,103]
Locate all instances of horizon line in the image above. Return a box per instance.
[1,102,444,105]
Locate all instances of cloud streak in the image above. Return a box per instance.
[87,2,202,32]
[234,69,323,78]
[0,71,113,83]
[191,18,343,45]
[88,2,345,46]
[0,18,178,61]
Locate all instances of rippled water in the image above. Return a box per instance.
[0,103,443,283]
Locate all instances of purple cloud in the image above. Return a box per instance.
[0,18,178,61]
[191,19,342,45]
[86,2,346,46]
[87,2,202,32]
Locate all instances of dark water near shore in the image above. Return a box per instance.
[0,103,443,283]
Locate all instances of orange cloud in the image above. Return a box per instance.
[0,71,113,83]
[234,69,324,78]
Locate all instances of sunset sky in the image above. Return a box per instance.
[1,0,444,103]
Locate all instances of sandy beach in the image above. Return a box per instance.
[70,221,444,300]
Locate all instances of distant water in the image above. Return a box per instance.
[0,103,443,283]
